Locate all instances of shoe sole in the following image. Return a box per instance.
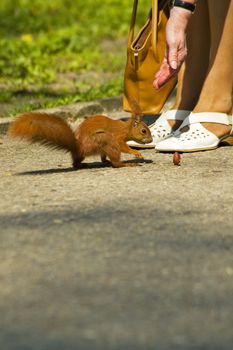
[156,146,217,153]
[128,144,155,149]
[156,134,233,153]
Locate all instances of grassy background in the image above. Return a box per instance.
[0,0,148,116]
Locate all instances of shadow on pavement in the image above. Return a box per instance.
[1,204,233,350]
[15,159,153,176]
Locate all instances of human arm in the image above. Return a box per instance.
[153,0,197,89]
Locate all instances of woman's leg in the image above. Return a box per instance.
[193,0,233,138]
[174,0,210,110]
[169,0,210,129]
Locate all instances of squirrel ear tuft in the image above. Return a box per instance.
[127,96,142,116]
[131,113,142,127]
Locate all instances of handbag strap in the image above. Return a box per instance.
[151,0,159,54]
[128,0,168,54]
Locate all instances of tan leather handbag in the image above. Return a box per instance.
[123,0,177,115]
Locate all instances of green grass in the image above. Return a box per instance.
[0,0,149,116]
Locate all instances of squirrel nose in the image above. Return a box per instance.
[144,136,153,143]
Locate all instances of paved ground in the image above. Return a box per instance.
[1,122,233,349]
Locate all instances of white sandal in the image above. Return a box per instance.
[155,112,233,152]
[127,109,190,148]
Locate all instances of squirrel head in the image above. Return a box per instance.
[127,113,153,144]
[125,96,152,144]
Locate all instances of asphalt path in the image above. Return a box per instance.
[1,133,233,350]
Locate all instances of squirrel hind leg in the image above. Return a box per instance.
[100,153,112,166]
[72,154,85,169]
[101,153,107,163]
[101,143,123,168]
[102,145,140,168]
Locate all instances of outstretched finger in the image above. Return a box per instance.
[154,58,169,79]
[153,59,177,90]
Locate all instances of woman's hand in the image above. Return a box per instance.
[153,7,192,89]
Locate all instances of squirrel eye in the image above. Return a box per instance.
[141,128,147,134]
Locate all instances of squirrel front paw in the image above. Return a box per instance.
[134,151,144,159]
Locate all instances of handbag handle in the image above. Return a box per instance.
[128,0,168,54]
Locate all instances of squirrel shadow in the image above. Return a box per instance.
[15,158,153,176]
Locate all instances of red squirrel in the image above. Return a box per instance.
[8,112,152,168]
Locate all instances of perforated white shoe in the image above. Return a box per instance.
[155,112,233,152]
[127,109,190,148]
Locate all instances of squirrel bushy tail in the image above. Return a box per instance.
[8,112,78,155]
